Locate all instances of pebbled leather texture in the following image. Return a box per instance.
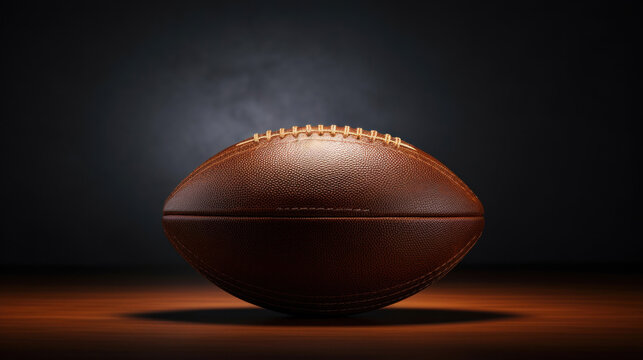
[162,125,484,315]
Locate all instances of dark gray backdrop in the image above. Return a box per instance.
[2,1,639,266]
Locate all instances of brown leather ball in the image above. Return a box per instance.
[162,125,484,316]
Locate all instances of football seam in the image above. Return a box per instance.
[167,228,481,303]
[276,207,370,212]
[167,134,478,204]
[162,214,484,218]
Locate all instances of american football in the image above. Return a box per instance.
[162,125,484,315]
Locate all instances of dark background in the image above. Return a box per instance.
[1,0,639,266]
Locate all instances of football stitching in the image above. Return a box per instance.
[168,228,481,303]
[240,123,474,201]
[238,125,409,149]
[167,132,477,205]
[170,125,406,198]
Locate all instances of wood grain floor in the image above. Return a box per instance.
[1,268,641,359]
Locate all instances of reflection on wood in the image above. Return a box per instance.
[1,269,641,359]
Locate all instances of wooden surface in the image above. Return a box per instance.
[1,268,641,359]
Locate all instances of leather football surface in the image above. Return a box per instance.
[162,125,484,315]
